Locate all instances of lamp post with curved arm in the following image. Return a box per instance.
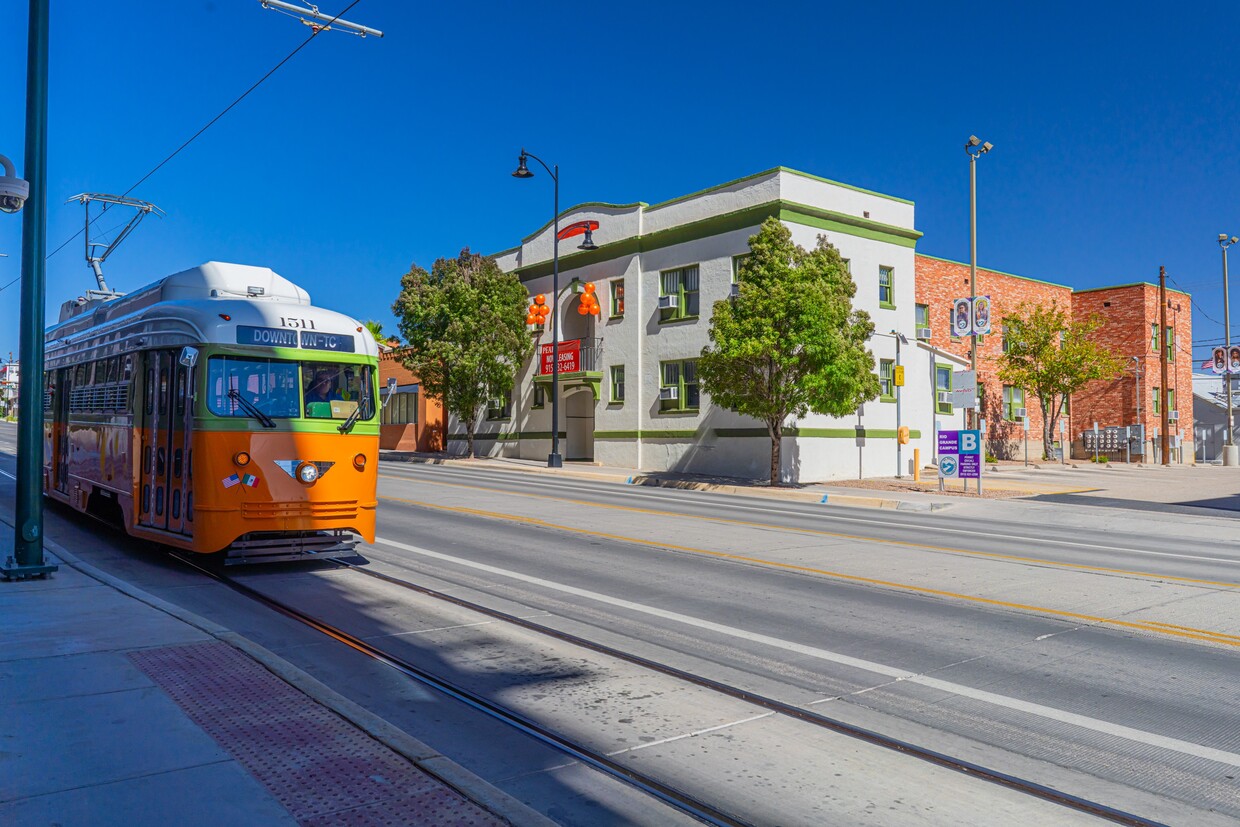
[1221,233,1239,466]
[512,149,573,467]
[965,135,992,431]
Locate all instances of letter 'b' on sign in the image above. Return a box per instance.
[960,430,980,454]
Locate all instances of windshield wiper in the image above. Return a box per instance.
[228,389,276,428]
[337,398,371,434]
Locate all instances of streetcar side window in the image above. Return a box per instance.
[302,363,374,420]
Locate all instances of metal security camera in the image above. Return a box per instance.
[967,135,981,147]
[0,154,29,215]
[981,141,994,153]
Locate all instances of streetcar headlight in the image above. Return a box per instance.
[353,453,366,471]
[233,451,251,467]
[297,462,319,484]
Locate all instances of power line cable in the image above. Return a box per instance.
[24,0,365,280]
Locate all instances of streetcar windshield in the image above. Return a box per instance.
[207,356,302,419]
[205,356,375,421]
[302,362,375,420]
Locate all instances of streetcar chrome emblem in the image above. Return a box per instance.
[274,460,335,479]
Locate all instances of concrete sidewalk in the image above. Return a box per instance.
[0,519,551,827]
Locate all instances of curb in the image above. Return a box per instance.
[38,534,557,827]
[382,454,956,512]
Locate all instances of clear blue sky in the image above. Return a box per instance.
[2,2,1238,364]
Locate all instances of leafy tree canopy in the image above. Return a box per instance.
[392,249,533,456]
[699,218,880,484]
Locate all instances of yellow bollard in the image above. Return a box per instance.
[913,448,921,482]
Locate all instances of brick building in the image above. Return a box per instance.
[915,255,1192,462]
[377,349,444,452]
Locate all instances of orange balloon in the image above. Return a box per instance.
[576,304,588,315]
[535,294,546,305]
[583,282,596,294]
[539,304,551,316]
[526,314,538,325]
[589,305,600,315]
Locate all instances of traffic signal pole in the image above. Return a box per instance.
[4,0,57,580]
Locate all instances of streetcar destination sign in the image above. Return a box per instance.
[300,331,355,352]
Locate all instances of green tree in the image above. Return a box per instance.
[362,320,388,346]
[392,248,533,457]
[997,302,1123,459]
[699,218,880,485]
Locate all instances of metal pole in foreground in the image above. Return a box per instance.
[965,135,991,432]
[894,334,902,478]
[1221,235,1237,466]
[5,0,58,580]
[1159,267,1170,466]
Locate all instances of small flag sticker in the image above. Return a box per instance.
[222,474,241,489]
[241,473,259,488]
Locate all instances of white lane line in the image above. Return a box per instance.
[606,713,776,757]
[378,465,1240,563]
[374,535,1240,769]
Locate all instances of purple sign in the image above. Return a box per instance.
[959,454,981,478]
[937,431,960,455]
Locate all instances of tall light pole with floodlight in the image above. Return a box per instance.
[512,149,596,467]
[966,135,992,429]
[1221,233,1238,466]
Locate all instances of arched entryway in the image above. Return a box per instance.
[564,386,596,461]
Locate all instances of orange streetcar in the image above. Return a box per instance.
[43,262,383,563]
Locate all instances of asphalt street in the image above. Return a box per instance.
[2,421,1238,825]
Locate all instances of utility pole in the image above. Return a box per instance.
[1159,266,1170,466]
[1221,234,1238,466]
[4,0,57,580]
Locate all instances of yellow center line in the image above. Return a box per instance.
[378,472,1240,591]
[377,494,1240,648]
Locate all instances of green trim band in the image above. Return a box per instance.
[513,199,921,282]
[713,428,922,439]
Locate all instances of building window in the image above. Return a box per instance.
[1165,326,1175,362]
[841,258,851,274]
[915,304,929,331]
[1151,323,1159,353]
[1004,385,1025,421]
[1002,321,1020,354]
[976,382,986,416]
[659,265,700,322]
[610,365,625,403]
[531,384,545,409]
[381,391,419,425]
[878,359,895,401]
[610,279,625,317]
[1168,388,1176,413]
[935,364,952,415]
[878,266,895,308]
[660,359,699,412]
[731,254,749,283]
[486,390,512,421]
[1153,386,1160,415]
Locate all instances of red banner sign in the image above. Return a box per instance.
[539,339,580,374]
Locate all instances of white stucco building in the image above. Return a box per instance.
[463,167,965,482]
[0,360,17,418]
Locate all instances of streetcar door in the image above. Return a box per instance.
[53,367,70,494]
[139,350,174,531]
[166,359,194,536]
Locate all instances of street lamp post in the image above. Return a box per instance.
[4,0,57,580]
[965,135,992,431]
[1220,234,1238,467]
[512,149,565,467]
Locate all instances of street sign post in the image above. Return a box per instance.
[952,370,976,409]
[937,429,982,494]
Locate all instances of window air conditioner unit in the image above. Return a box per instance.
[487,398,502,409]
[729,283,740,298]
[1168,410,1179,421]
[936,391,951,404]
[1016,407,1027,419]
[658,294,679,310]
[916,327,932,341]
[659,386,679,401]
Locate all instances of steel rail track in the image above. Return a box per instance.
[330,553,1168,827]
[171,553,752,827]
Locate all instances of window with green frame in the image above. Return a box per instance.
[878,359,895,401]
[609,365,625,403]
[1165,326,1175,361]
[531,384,545,409]
[609,279,625,317]
[1060,394,1069,416]
[1168,388,1176,412]
[659,265,700,322]
[660,359,699,412]
[878,265,895,308]
[731,254,749,283]
[915,304,929,329]
[486,390,512,420]
[1153,386,1160,415]
[935,364,952,414]
[1003,385,1025,421]
[1150,323,1159,353]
